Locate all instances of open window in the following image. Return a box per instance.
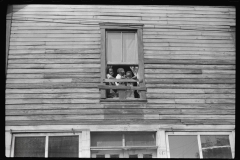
[166,132,235,158]
[98,23,146,102]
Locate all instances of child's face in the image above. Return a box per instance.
[109,68,114,76]
[126,72,132,78]
[120,69,125,76]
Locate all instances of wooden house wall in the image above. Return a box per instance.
[6,5,235,126]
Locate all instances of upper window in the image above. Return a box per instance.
[98,23,146,102]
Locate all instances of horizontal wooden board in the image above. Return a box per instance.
[9,49,101,54]
[6,99,99,104]
[143,39,234,44]
[6,83,99,89]
[10,42,101,46]
[144,51,235,56]
[144,43,234,48]
[145,69,202,74]
[6,78,100,83]
[7,68,100,73]
[147,89,235,94]
[144,47,234,52]
[6,88,99,93]
[146,93,235,99]
[5,103,234,110]
[145,78,235,84]
[145,74,235,79]
[146,103,235,109]
[8,64,100,69]
[7,73,101,79]
[9,45,100,49]
[144,59,235,65]
[8,54,100,59]
[148,99,235,104]
[143,35,232,40]
[6,93,100,99]
[5,108,234,116]
[145,84,235,89]
[11,30,100,34]
[8,59,100,64]
[144,55,234,60]
[144,64,235,70]
[10,37,100,41]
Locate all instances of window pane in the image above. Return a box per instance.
[123,33,137,63]
[14,137,45,157]
[125,132,155,146]
[143,154,152,158]
[200,135,232,158]
[202,147,232,158]
[48,136,79,158]
[168,135,199,158]
[200,135,230,148]
[96,155,105,158]
[107,32,122,63]
[129,154,138,158]
[110,154,119,158]
[91,133,122,147]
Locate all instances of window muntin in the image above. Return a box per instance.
[11,133,81,158]
[166,132,234,159]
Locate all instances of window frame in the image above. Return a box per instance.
[99,23,146,102]
[10,132,82,158]
[165,132,235,159]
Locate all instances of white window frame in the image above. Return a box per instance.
[166,132,235,159]
[10,132,82,158]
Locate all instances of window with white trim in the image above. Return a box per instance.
[98,23,146,102]
[90,132,157,158]
[166,132,234,159]
[11,133,81,158]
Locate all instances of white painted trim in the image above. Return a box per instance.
[45,135,49,158]
[5,125,235,132]
[229,131,235,158]
[197,133,203,158]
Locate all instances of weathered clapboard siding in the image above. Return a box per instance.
[6,5,235,126]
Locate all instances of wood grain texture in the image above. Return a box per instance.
[6,5,235,126]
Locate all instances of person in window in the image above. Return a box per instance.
[115,68,126,86]
[130,66,140,98]
[106,67,117,98]
[125,71,135,99]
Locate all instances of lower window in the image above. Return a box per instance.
[11,133,81,158]
[166,132,234,159]
[90,132,157,158]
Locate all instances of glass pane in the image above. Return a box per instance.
[143,154,152,158]
[202,147,232,158]
[129,154,138,158]
[125,132,156,146]
[107,32,122,63]
[14,137,45,157]
[91,132,122,147]
[48,136,79,158]
[168,135,199,158]
[96,155,105,158]
[200,135,232,158]
[110,154,119,158]
[123,33,138,63]
[200,135,230,148]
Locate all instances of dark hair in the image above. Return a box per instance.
[107,66,113,74]
[117,68,124,74]
[126,71,132,76]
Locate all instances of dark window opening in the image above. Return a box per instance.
[106,65,140,99]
